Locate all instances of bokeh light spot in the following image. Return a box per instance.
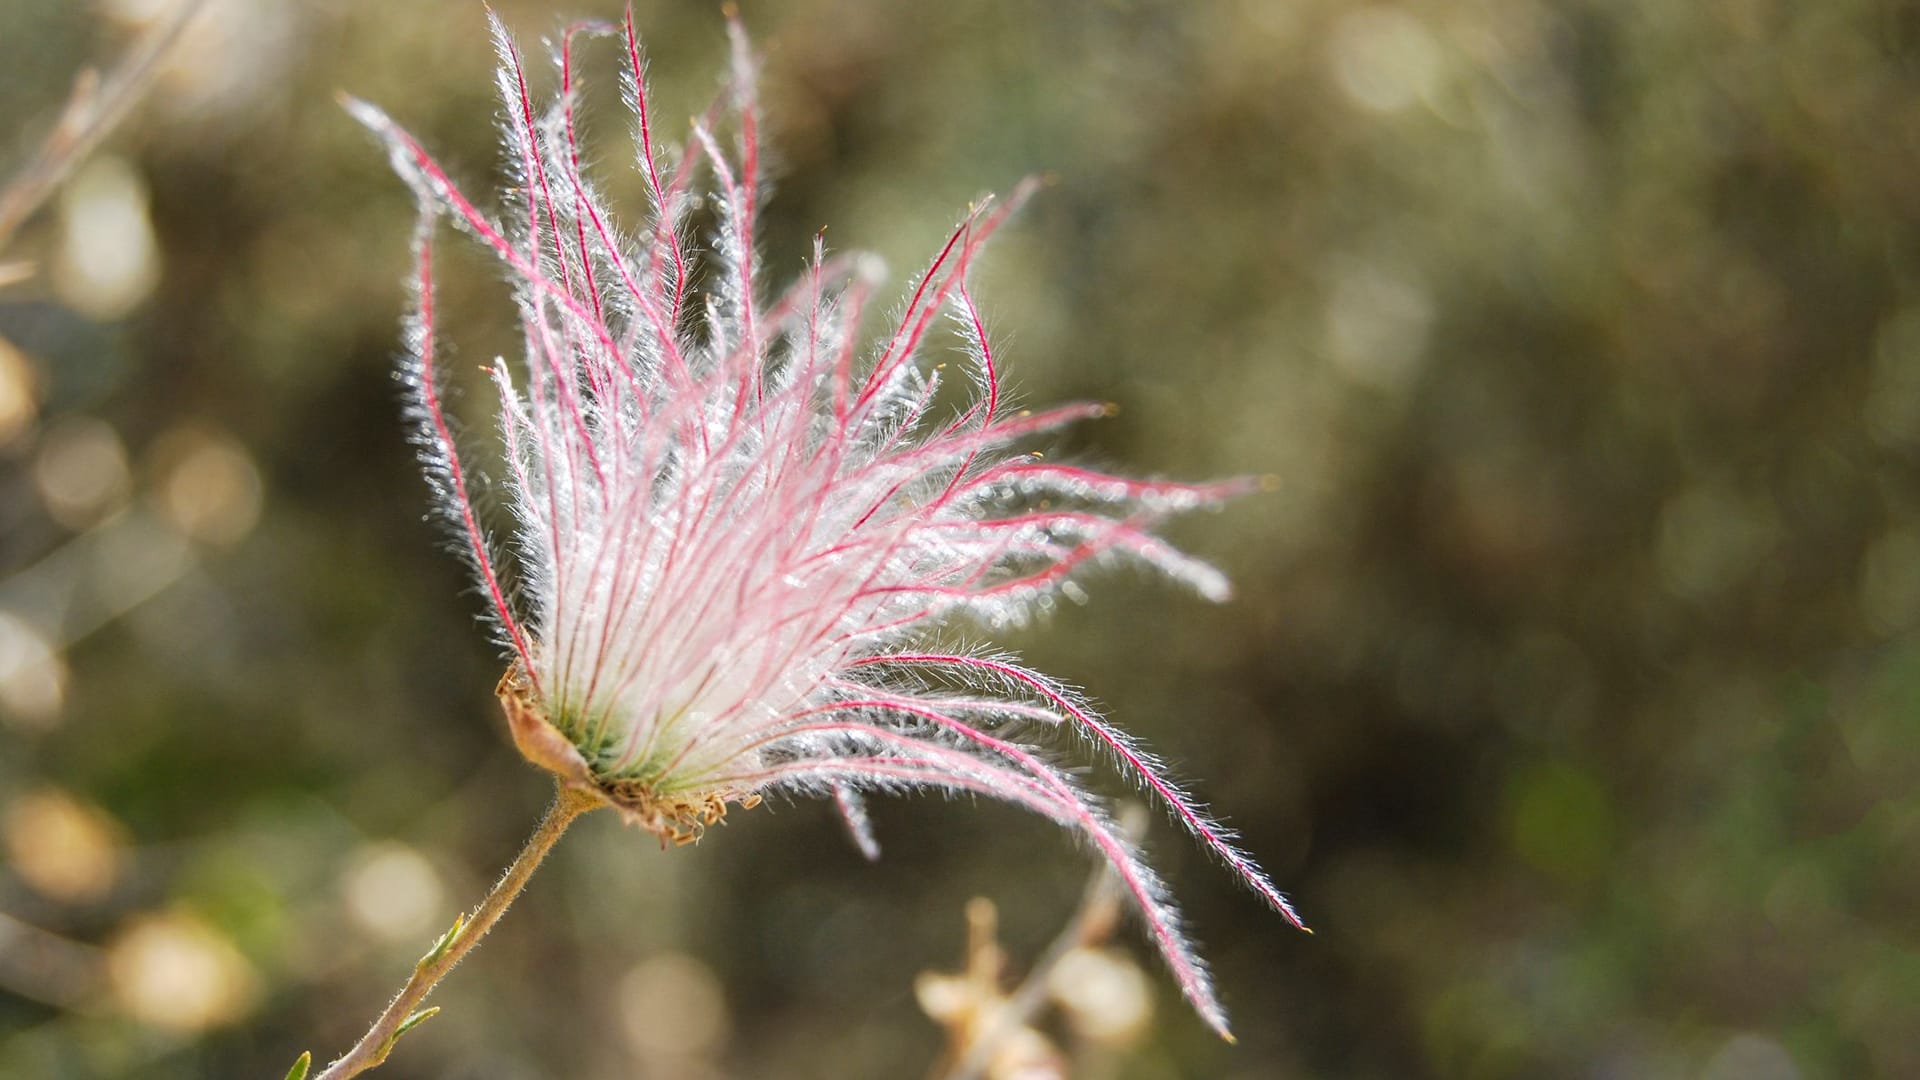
[52,156,161,321]
[341,842,444,943]
[32,416,132,528]
[1703,1033,1800,1080]
[1328,8,1444,113]
[1,787,123,904]
[106,913,257,1032]
[618,952,730,1062]
[1867,306,1920,449]
[1860,527,1920,637]
[1506,760,1613,885]
[1656,484,1779,601]
[148,424,265,546]
[0,613,66,729]
[1324,258,1434,391]
[0,338,41,446]
[1047,946,1153,1045]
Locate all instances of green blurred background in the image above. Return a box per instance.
[2,0,1918,1077]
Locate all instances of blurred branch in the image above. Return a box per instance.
[0,0,206,253]
[0,508,195,652]
[0,908,103,1010]
[937,808,1137,1080]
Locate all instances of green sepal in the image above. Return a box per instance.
[420,913,466,968]
[393,1006,441,1040]
[283,1051,312,1080]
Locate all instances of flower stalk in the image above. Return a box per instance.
[310,785,600,1080]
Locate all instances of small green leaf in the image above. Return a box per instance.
[420,913,466,966]
[394,1006,441,1039]
[284,1050,312,1080]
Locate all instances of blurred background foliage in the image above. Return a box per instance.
[1,0,1918,1077]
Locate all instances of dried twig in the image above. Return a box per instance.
[937,807,1141,1080]
[0,0,207,252]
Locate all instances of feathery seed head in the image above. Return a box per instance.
[349,6,1302,1040]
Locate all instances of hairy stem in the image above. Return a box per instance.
[314,784,600,1080]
